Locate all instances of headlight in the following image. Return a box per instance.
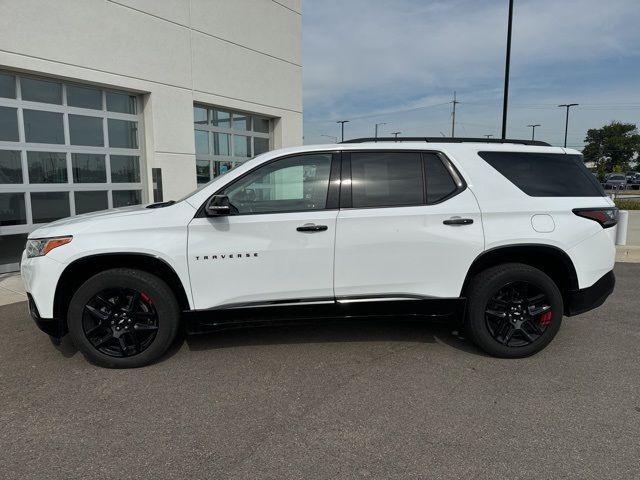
[26,236,73,258]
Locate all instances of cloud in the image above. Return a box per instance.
[302,0,640,146]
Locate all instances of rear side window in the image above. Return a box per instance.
[424,153,457,203]
[350,152,424,207]
[478,152,604,197]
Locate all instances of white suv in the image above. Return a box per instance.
[21,138,617,368]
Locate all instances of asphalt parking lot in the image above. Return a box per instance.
[1,264,639,480]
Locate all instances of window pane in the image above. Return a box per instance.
[72,153,106,183]
[110,155,140,183]
[106,91,136,114]
[31,191,70,223]
[74,191,108,214]
[253,117,269,133]
[234,135,250,158]
[0,107,19,142]
[195,130,209,154]
[224,154,331,214]
[196,160,210,184]
[108,119,138,149]
[233,113,250,131]
[23,110,64,144]
[478,152,604,197]
[0,150,23,183]
[0,193,26,226]
[213,110,231,128]
[254,137,269,156]
[194,106,208,125]
[27,151,67,183]
[425,154,457,203]
[21,77,62,104]
[67,85,102,110]
[69,115,104,146]
[214,161,234,177]
[213,133,230,156]
[113,190,141,207]
[351,152,424,208]
[0,73,16,99]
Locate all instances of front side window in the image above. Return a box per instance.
[222,154,332,214]
[350,152,424,208]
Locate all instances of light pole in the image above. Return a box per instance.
[375,122,387,138]
[558,104,578,147]
[336,120,349,142]
[321,134,338,143]
[527,124,541,141]
[391,131,401,140]
[501,0,514,139]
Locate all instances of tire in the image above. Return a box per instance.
[67,268,180,368]
[465,263,563,358]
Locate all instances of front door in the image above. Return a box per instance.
[334,150,484,300]
[188,152,339,310]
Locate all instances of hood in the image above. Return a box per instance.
[28,204,155,238]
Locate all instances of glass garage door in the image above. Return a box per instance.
[0,71,145,273]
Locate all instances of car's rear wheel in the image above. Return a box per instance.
[465,263,563,358]
[67,268,179,368]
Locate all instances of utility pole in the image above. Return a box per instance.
[391,131,401,140]
[374,122,387,138]
[527,124,541,141]
[450,91,460,137]
[501,0,514,139]
[336,120,349,142]
[558,104,578,147]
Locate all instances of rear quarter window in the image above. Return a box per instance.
[478,151,604,197]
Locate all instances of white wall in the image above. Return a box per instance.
[0,0,302,201]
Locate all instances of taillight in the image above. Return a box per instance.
[572,208,618,228]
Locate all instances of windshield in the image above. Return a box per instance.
[610,175,625,180]
[174,166,236,203]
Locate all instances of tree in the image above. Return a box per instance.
[582,122,640,174]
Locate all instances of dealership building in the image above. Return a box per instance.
[0,0,302,272]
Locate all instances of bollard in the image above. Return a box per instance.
[616,210,628,246]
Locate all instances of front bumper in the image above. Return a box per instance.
[566,270,615,316]
[27,293,66,338]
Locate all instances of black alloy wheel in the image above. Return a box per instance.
[484,281,553,347]
[67,268,179,368]
[82,288,159,357]
[465,263,563,358]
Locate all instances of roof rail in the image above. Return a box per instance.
[341,137,551,147]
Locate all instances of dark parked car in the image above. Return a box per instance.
[604,173,627,190]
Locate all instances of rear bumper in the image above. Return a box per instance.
[566,270,615,316]
[27,294,66,338]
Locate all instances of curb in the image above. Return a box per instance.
[616,245,640,263]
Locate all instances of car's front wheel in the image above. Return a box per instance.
[67,268,180,368]
[465,263,563,358]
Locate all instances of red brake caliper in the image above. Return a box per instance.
[140,292,152,304]
[539,311,553,327]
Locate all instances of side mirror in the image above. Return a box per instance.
[205,195,231,216]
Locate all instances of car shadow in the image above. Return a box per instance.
[180,316,487,357]
[49,316,488,365]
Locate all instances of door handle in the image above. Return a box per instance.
[443,217,474,226]
[296,224,328,232]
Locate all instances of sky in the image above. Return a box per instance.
[301,0,640,149]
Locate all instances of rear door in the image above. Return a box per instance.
[334,150,483,299]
